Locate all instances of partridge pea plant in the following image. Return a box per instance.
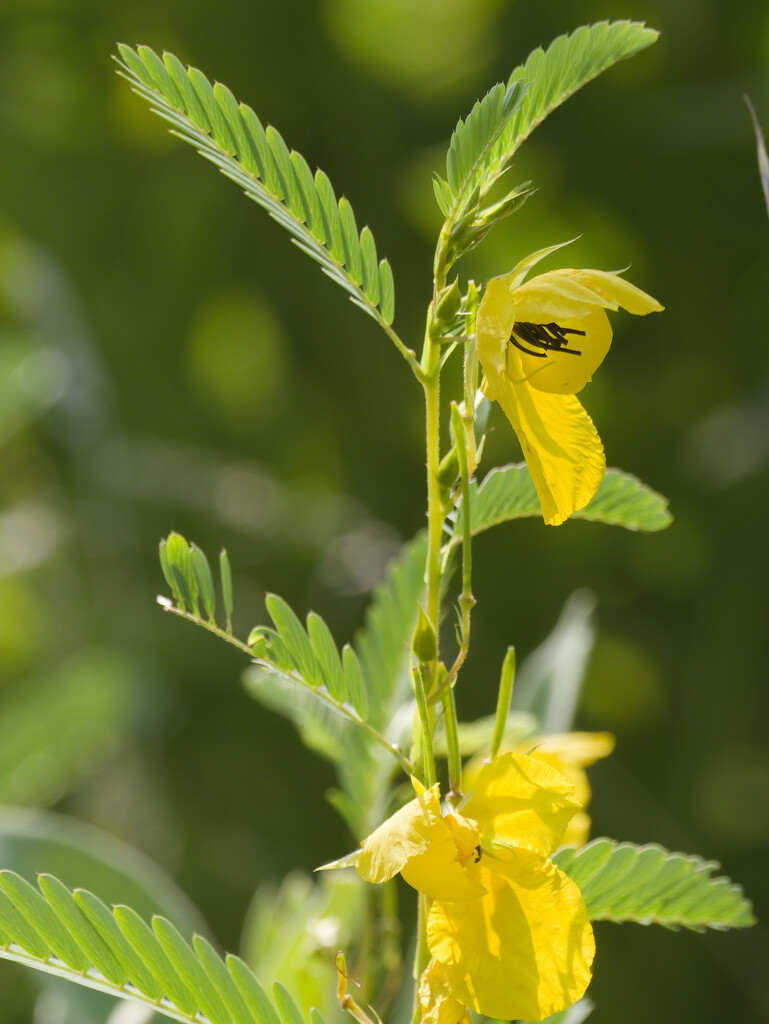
[0,20,755,1024]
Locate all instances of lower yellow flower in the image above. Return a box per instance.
[476,247,663,525]
[356,752,595,1022]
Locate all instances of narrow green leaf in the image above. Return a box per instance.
[114,904,197,1013]
[166,532,198,613]
[443,80,527,214]
[265,595,320,686]
[162,52,209,131]
[0,870,88,971]
[554,839,756,930]
[484,22,658,198]
[74,890,164,999]
[116,46,395,328]
[314,170,344,260]
[307,612,345,701]
[137,45,184,109]
[273,981,305,1024]
[227,954,283,1024]
[0,886,52,960]
[37,875,126,986]
[359,227,380,305]
[153,916,230,1024]
[290,151,323,236]
[159,539,181,604]
[188,67,237,153]
[190,544,216,621]
[220,548,233,630]
[338,198,362,284]
[341,644,368,719]
[378,259,395,324]
[267,126,298,208]
[193,935,257,1024]
[239,104,277,186]
[451,464,671,536]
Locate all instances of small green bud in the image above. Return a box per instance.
[438,446,459,486]
[412,604,437,664]
[434,277,462,324]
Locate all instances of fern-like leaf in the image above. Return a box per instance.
[116,45,395,328]
[553,839,755,930]
[485,22,658,197]
[0,871,323,1024]
[437,80,528,218]
[438,21,657,233]
[448,464,672,539]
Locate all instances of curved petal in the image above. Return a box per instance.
[356,780,441,883]
[484,371,605,525]
[418,959,468,1024]
[462,752,580,856]
[427,855,594,1022]
[559,268,663,315]
[401,812,485,901]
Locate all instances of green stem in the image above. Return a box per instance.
[157,599,414,777]
[413,667,437,788]
[490,646,517,760]
[412,893,430,1024]
[441,687,462,799]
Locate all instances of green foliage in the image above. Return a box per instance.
[242,872,366,1024]
[449,464,672,539]
[553,839,756,930]
[247,533,428,835]
[115,45,395,328]
[0,871,322,1024]
[433,80,528,217]
[487,22,657,199]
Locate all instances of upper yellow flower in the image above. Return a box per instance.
[476,247,663,526]
[356,752,595,1023]
[463,730,615,847]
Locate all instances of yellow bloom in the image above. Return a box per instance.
[476,247,663,525]
[463,731,615,847]
[356,752,595,1022]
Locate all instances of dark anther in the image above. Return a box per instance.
[510,321,586,358]
[473,845,482,863]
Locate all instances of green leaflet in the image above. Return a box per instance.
[116,46,395,328]
[553,839,756,930]
[246,534,428,836]
[485,22,658,199]
[449,464,672,538]
[0,873,307,1024]
[436,79,528,217]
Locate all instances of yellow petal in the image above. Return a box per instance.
[356,781,441,883]
[533,731,616,768]
[559,268,663,315]
[484,372,605,525]
[418,959,467,1024]
[427,855,594,1022]
[401,809,486,901]
[462,752,580,857]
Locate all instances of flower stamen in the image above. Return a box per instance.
[510,321,586,358]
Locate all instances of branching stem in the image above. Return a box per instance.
[157,598,414,777]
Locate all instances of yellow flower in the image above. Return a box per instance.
[463,731,615,847]
[476,246,663,526]
[356,752,595,1023]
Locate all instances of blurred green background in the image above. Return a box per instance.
[0,0,767,1021]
